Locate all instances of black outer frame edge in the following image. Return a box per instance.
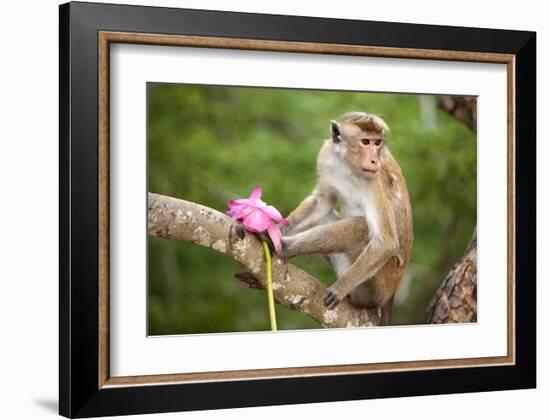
[78,366,532,418]
[59,3,71,418]
[514,33,537,388]
[69,1,535,53]
[58,1,537,418]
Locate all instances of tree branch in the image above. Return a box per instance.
[437,96,477,133]
[148,192,381,328]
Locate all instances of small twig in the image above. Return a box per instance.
[234,272,263,289]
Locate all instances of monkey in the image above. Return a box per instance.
[279,112,413,325]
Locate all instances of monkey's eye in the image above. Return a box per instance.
[374,139,382,146]
[361,138,370,145]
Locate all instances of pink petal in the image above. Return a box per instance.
[249,185,262,201]
[226,201,247,220]
[267,224,282,254]
[262,205,289,226]
[242,208,272,232]
[228,199,253,212]
[231,198,254,206]
[226,185,288,234]
[227,198,259,219]
[226,209,242,220]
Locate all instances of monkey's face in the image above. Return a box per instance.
[331,119,386,180]
[344,130,385,180]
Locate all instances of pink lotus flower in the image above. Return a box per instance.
[226,185,288,254]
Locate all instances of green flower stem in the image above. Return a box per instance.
[261,240,278,331]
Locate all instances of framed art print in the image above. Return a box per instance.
[59,2,536,417]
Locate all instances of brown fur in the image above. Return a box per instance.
[281,112,413,325]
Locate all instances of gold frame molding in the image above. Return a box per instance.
[98,31,516,388]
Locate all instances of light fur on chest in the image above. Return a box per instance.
[320,152,380,239]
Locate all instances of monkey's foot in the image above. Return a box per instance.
[323,287,344,310]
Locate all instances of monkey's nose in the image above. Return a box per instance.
[362,159,380,173]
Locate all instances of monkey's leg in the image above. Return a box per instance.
[257,210,340,255]
[281,216,368,258]
[324,236,398,309]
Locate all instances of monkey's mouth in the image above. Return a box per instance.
[362,168,378,174]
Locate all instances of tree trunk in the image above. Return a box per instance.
[426,96,478,323]
[426,228,477,323]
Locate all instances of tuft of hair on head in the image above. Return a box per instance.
[339,112,389,134]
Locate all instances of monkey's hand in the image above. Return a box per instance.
[279,223,290,237]
[323,285,346,310]
[277,236,294,261]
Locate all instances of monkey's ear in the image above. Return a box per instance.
[330,120,341,143]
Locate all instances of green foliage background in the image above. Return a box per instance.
[147,83,476,335]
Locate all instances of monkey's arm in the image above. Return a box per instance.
[284,188,337,235]
[281,216,368,258]
[323,234,399,309]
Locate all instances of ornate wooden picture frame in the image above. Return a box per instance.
[59,2,536,417]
